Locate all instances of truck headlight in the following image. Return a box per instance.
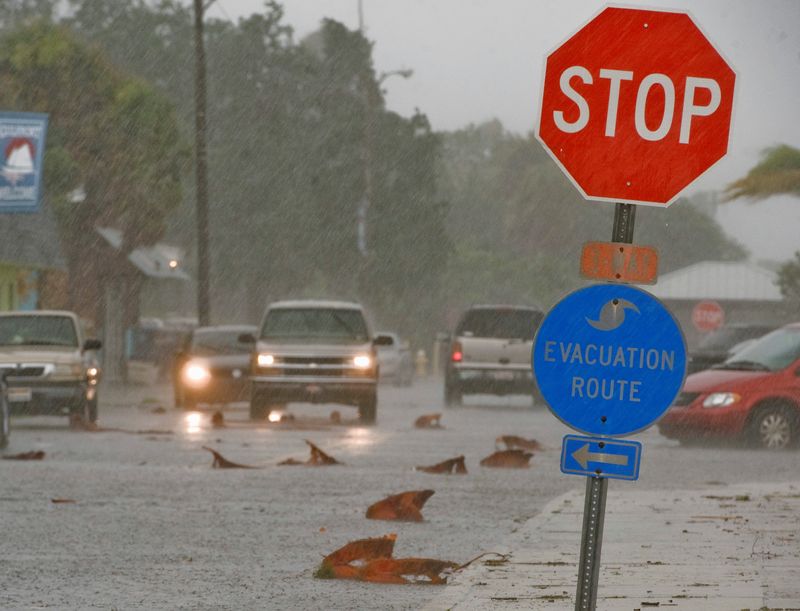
[52,363,84,379]
[183,362,211,387]
[353,354,372,369]
[257,353,275,367]
[87,366,100,385]
[702,392,740,408]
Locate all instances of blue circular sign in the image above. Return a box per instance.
[533,284,686,436]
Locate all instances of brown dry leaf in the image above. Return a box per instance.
[414,413,443,429]
[278,440,342,466]
[496,435,542,451]
[51,498,76,504]
[322,534,397,568]
[2,450,45,460]
[202,446,259,469]
[366,490,435,522]
[416,455,467,475]
[315,534,458,585]
[330,410,341,424]
[150,406,167,414]
[480,449,532,468]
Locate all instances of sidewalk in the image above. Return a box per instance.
[425,481,800,611]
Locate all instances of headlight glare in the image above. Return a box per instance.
[702,392,740,409]
[257,353,275,367]
[353,354,372,369]
[183,362,211,387]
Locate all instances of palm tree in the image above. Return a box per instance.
[725,144,800,200]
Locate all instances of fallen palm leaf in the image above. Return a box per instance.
[278,440,342,466]
[2,450,45,460]
[496,435,542,451]
[480,449,532,468]
[202,446,259,469]
[366,490,435,522]
[51,498,76,504]
[414,413,443,429]
[416,455,467,475]
[316,535,502,585]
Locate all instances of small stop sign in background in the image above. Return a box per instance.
[537,7,736,206]
[692,300,725,332]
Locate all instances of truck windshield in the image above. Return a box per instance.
[0,316,78,347]
[261,309,368,342]
[456,309,543,340]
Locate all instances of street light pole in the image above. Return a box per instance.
[358,68,412,256]
[193,0,211,326]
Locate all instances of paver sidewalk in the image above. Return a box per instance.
[425,481,800,611]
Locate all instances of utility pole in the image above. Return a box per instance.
[193,0,211,326]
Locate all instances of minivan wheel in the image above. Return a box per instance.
[0,398,9,449]
[750,405,796,450]
[358,393,377,424]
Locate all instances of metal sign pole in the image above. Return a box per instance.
[573,201,632,610]
[575,476,608,611]
[612,202,636,243]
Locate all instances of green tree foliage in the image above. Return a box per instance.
[0,21,185,317]
[726,144,800,200]
[438,121,748,316]
[726,144,800,300]
[59,2,452,337]
[777,251,800,300]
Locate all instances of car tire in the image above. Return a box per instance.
[358,392,377,424]
[0,396,9,449]
[249,389,271,421]
[749,404,797,450]
[444,380,462,407]
[88,395,98,423]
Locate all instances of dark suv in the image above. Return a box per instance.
[444,305,543,406]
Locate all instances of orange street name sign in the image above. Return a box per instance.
[580,241,658,285]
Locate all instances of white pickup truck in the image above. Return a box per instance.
[444,305,543,406]
[246,300,379,423]
[0,311,102,442]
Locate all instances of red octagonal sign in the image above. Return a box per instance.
[537,7,736,206]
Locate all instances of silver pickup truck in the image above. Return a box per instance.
[0,311,102,429]
[444,305,543,406]
[246,300,379,423]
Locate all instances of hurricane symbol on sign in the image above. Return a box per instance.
[586,299,639,331]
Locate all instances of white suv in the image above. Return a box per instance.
[444,305,543,406]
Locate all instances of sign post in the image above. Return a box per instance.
[533,7,734,608]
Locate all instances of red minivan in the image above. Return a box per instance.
[659,323,800,449]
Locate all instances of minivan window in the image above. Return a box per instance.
[261,308,368,342]
[456,309,543,340]
[718,327,800,371]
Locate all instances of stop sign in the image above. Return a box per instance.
[692,300,725,332]
[537,7,736,206]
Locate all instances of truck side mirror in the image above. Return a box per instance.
[373,335,394,347]
[83,339,102,351]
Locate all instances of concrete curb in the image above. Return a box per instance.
[424,481,800,610]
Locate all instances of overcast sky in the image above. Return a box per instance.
[214,0,800,262]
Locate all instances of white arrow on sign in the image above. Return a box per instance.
[572,444,629,469]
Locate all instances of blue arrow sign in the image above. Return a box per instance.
[533,284,686,436]
[561,435,642,481]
